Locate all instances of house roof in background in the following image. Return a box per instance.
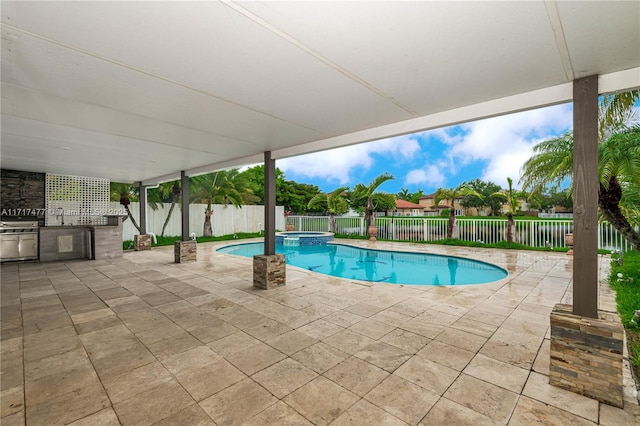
[395,200,424,209]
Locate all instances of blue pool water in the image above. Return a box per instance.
[217,242,507,286]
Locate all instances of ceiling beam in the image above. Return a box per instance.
[544,0,574,81]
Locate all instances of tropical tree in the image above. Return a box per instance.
[397,188,411,201]
[307,187,349,233]
[460,179,503,216]
[349,173,395,228]
[238,165,321,213]
[409,189,425,205]
[191,170,252,236]
[491,177,522,243]
[110,182,140,232]
[397,188,425,204]
[597,126,640,249]
[279,180,321,214]
[520,89,640,252]
[147,181,181,237]
[434,182,483,239]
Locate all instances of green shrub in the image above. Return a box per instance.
[609,250,640,376]
[610,251,640,330]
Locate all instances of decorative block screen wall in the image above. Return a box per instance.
[46,174,110,226]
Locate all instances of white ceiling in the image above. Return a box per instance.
[1,1,639,184]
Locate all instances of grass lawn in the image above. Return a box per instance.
[381,215,573,221]
[610,250,640,385]
[123,232,263,250]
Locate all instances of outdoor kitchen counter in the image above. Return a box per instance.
[39,223,122,261]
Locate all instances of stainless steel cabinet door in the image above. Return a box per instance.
[1,235,20,259]
[19,234,38,258]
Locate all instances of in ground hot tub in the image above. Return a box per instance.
[275,231,334,246]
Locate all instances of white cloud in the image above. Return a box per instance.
[278,134,421,185]
[425,127,463,146]
[405,164,446,188]
[444,104,573,188]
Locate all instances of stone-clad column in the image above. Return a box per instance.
[253,151,286,289]
[549,76,623,408]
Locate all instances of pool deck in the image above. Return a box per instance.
[1,239,639,425]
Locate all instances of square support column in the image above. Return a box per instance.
[253,151,285,289]
[549,76,623,407]
[263,151,276,256]
[181,171,190,242]
[139,182,147,235]
[572,75,599,318]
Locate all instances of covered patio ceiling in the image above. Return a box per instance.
[1,1,639,185]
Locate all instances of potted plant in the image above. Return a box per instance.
[565,232,574,255]
[285,211,294,231]
[352,173,395,241]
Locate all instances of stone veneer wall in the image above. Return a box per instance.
[134,234,151,251]
[253,254,286,289]
[1,169,45,222]
[550,303,624,408]
[174,241,197,263]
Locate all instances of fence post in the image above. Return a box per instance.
[529,220,534,247]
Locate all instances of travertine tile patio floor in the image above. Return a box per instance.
[1,239,639,425]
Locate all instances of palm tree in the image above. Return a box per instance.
[397,188,411,200]
[491,177,521,243]
[520,90,640,252]
[110,182,140,233]
[597,126,640,250]
[434,182,483,239]
[307,187,349,233]
[157,181,181,237]
[190,170,250,237]
[409,189,425,204]
[351,172,395,229]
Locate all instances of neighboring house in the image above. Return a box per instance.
[393,199,424,216]
[418,193,464,216]
[498,197,531,215]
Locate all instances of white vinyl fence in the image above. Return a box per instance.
[113,202,285,241]
[287,215,633,252]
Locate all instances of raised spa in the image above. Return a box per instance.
[275,231,334,246]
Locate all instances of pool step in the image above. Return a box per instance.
[283,237,300,246]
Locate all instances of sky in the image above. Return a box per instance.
[277,103,574,195]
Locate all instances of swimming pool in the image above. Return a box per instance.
[217,242,508,286]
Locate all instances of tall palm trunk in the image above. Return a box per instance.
[160,202,176,237]
[599,177,640,252]
[447,208,456,239]
[124,205,141,233]
[329,213,336,233]
[203,201,213,237]
[118,194,140,233]
[506,213,516,243]
[160,184,181,237]
[365,197,375,228]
